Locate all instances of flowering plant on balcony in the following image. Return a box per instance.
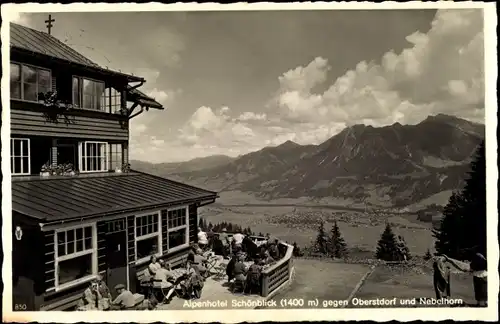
[122,163,131,173]
[114,163,131,173]
[40,162,76,176]
[38,91,74,124]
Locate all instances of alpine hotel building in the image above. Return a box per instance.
[9,23,218,311]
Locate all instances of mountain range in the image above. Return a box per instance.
[132,114,484,208]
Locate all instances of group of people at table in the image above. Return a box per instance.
[77,275,139,311]
[203,228,283,294]
[77,229,283,310]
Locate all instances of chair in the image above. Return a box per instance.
[205,257,220,274]
[152,280,173,304]
[213,262,227,280]
[231,278,247,294]
[171,275,188,299]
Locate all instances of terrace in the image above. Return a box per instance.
[156,234,295,310]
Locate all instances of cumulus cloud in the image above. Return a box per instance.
[273,9,484,126]
[170,9,484,161]
[237,112,267,121]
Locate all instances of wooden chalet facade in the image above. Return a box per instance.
[9,23,218,311]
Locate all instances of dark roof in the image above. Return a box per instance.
[10,22,99,67]
[12,172,217,223]
[11,23,164,109]
[10,23,143,82]
[127,86,164,110]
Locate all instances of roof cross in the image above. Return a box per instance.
[45,14,55,35]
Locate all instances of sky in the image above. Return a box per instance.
[11,8,485,163]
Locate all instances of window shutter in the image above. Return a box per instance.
[123,143,129,165]
[51,147,57,166]
[78,142,83,172]
[101,143,107,171]
[51,76,57,92]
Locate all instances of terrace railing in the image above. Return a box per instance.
[208,232,294,298]
[260,240,294,297]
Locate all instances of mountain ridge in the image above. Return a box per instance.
[132,114,484,208]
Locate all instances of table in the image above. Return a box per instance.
[170,268,187,280]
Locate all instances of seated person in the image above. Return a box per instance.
[190,243,200,253]
[186,268,205,300]
[232,254,248,283]
[148,255,162,276]
[191,248,208,277]
[81,278,104,309]
[180,262,203,299]
[268,242,280,260]
[95,274,111,299]
[187,250,196,263]
[226,254,237,283]
[110,284,136,310]
[154,262,176,302]
[259,246,268,259]
[263,251,275,265]
[245,259,263,294]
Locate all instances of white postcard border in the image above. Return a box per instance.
[1,2,498,323]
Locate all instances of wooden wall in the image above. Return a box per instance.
[188,204,198,244]
[12,203,200,310]
[12,215,45,311]
[11,103,129,141]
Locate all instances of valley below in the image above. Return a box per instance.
[132,114,484,256]
[198,191,435,256]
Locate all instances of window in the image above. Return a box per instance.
[167,207,189,250]
[102,87,123,114]
[11,138,30,175]
[72,76,105,111]
[10,63,51,101]
[109,144,123,171]
[107,219,126,233]
[79,142,108,172]
[54,225,97,289]
[135,213,161,262]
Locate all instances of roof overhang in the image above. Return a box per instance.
[126,86,164,110]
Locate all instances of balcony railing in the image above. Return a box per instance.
[208,232,294,298]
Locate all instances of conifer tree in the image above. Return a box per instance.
[328,220,348,258]
[433,141,486,260]
[375,223,399,261]
[314,221,329,255]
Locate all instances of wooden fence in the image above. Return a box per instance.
[260,241,294,297]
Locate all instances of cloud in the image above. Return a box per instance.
[272,9,484,126]
[161,9,485,162]
[8,10,485,163]
[237,112,267,121]
[9,12,30,25]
